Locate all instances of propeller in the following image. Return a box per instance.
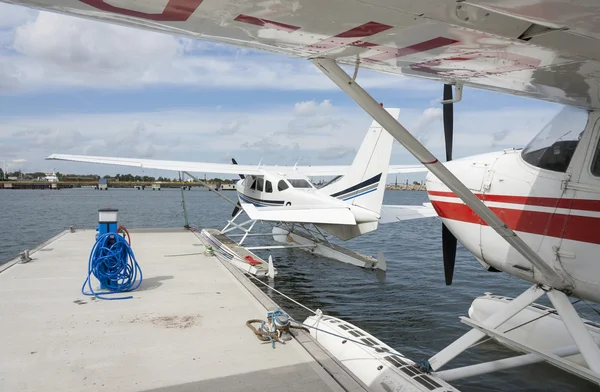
[231,158,245,179]
[442,84,458,285]
[231,158,243,217]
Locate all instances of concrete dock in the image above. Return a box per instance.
[0,228,368,392]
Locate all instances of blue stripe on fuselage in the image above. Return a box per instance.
[342,187,377,201]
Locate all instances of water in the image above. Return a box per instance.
[1,188,598,391]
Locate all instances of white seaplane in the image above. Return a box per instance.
[12,0,600,389]
[48,108,433,270]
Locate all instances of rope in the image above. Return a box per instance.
[247,309,309,348]
[82,231,142,300]
[247,274,317,315]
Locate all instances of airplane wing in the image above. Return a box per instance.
[46,154,427,176]
[242,204,357,225]
[5,0,600,109]
[46,154,264,176]
[282,164,426,177]
[379,203,438,224]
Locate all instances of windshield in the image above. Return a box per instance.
[521,106,588,173]
[288,179,313,188]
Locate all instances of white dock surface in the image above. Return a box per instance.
[0,228,366,392]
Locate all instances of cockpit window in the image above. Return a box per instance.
[265,180,273,193]
[249,176,256,190]
[288,179,313,188]
[521,106,588,173]
[277,180,289,191]
[256,177,264,192]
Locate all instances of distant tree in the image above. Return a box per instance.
[103,175,111,179]
[0,168,3,179]
[412,181,420,185]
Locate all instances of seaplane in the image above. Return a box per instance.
[13,0,600,389]
[48,108,433,271]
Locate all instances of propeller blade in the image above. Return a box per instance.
[232,201,241,217]
[231,158,245,179]
[442,84,458,285]
[442,224,457,285]
[443,84,453,162]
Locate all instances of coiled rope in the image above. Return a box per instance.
[82,229,142,300]
[246,309,309,348]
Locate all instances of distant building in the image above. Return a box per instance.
[45,170,58,182]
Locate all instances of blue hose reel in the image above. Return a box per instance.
[82,209,143,300]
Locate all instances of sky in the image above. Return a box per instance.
[0,3,563,182]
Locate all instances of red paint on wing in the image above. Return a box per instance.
[80,0,203,21]
[411,51,541,76]
[306,21,393,52]
[234,15,301,32]
[362,37,459,62]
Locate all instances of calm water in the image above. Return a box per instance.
[1,188,598,391]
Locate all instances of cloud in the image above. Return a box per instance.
[491,129,510,147]
[293,99,333,116]
[318,147,356,160]
[411,107,443,145]
[217,121,240,135]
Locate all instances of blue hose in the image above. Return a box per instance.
[82,232,143,300]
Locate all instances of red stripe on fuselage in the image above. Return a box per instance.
[430,195,600,245]
[427,190,600,212]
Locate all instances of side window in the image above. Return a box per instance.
[278,180,289,191]
[256,177,264,192]
[592,142,600,176]
[265,180,273,193]
[250,177,257,190]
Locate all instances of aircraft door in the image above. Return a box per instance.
[554,111,600,286]
[479,149,567,279]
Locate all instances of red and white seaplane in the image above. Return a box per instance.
[11,0,600,389]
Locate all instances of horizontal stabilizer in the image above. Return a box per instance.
[379,203,438,224]
[242,204,356,225]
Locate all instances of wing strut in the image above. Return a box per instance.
[312,58,569,291]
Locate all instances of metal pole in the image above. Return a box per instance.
[179,172,190,229]
[428,284,546,370]
[547,290,600,375]
[437,343,585,381]
[312,58,568,291]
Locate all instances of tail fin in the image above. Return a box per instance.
[320,108,397,213]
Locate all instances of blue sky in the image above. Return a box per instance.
[0,3,562,181]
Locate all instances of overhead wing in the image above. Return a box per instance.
[242,204,357,225]
[379,203,438,224]
[47,154,426,176]
[6,0,600,109]
[291,164,426,176]
[46,154,264,176]
[388,165,428,174]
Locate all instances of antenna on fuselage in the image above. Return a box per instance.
[293,157,302,170]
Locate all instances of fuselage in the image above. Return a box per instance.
[427,106,600,303]
[235,171,382,229]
